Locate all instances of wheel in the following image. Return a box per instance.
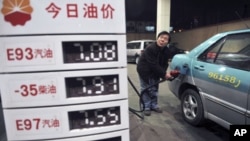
[181,89,205,126]
[135,56,140,64]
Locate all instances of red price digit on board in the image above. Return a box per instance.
[20,84,38,96]
[7,47,33,61]
[16,118,41,131]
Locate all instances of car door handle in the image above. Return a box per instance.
[194,65,205,71]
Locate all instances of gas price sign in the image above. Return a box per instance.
[0,0,128,140]
[0,68,127,108]
[68,106,120,129]
[0,0,125,35]
[63,41,118,63]
[66,75,119,97]
[3,100,129,141]
[0,35,126,73]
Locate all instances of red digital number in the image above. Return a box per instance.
[6,47,33,61]
[16,118,41,131]
[20,84,38,97]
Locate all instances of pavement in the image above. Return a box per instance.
[127,63,230,141]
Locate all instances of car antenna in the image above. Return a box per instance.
[235,11,250,29]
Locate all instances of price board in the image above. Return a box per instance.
[0,68,127,108]
[0,0,129,140]
[0,0,125,35]
[0,35,126,73]
[4,100,129,141]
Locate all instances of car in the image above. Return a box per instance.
[126,39,155,64]
[168,29,250,130]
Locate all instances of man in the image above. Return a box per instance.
[137,31,172,116]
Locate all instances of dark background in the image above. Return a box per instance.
[125,0,250,31]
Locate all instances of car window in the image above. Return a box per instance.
[143,41,154,49]
[238,44,250,56]
[127,42,141,49]
[198,33,250,71]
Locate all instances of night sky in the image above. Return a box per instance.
[125,0,157,21]
[125,0,250,30]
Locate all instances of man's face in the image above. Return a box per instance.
[156,34,169,47]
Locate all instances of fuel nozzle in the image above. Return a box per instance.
[170,70,180,78]
[168,70,180,81]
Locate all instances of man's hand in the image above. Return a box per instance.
[165,70,180,81]
[165,72,172,79]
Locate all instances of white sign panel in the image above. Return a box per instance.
[4,100,129,141]
[0,0,125,35]
[0,68,127,108]
[49,130,129,141]
[0,34,126,72]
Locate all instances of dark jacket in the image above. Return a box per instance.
[137,42,171,82]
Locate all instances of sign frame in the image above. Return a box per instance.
[0,68,127,108]
[0,34,126,73]
[4,100,129,140]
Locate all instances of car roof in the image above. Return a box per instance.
[220,28,250,35]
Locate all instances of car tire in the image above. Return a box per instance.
[181,89,205,126]
[135,56,140,64]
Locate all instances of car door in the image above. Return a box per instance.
[191,33,250,126]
